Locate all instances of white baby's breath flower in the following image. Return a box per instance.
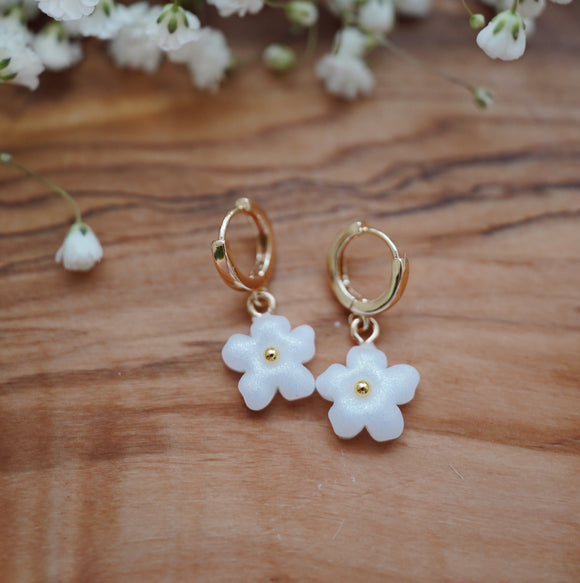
[64,0,124,39]
[167,27,231,92]
[549,0,572,4]
[263,43,296,72]
[33,23,82,71]
[0,41,44,90]
[38,0,99,21]
[285,1,318,26]
[0,11,33,44]
[358,0,396,34]
[477,9,526,60]
[206,0,263,17]
[108,2,163,73]
[149,3,200,51]
[393,0,431,17]
[316,53,375,99]
[55,222,103,272]
[335,26,369,59]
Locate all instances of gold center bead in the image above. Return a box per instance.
[355,380,371,397]
[264,347,280,362]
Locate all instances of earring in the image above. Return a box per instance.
[211,198,316,411]
[316,221,420,441]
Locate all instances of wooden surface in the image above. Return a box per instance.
[1,5,579,582]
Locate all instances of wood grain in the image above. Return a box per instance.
[1,4,579,582]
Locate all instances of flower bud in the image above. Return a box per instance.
[55,222,103,271]
[263,44,296,73]
[285,1,318,27]
[472,87,494,109]
[469,13,485,29]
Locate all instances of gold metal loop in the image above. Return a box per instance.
[329,221,409,316]
[211,198,276,292]
[247,290,277,318]
[349,314,380,345]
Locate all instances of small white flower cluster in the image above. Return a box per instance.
[0,0,575,98]
[475,0,572,61]
[0,0,232,92]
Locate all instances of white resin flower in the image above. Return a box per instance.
[359,0,395,34]
[108,2,163,73]
[206,0,264,17]
[316,344,419,441]
[477,9,526,61]
[33,24,83,71]
[222,313,315,411]
[0,12,33,44]
[167,27,231,92]
[316,53,374,100]
[149,3,200,51]
[38,0,99,21]
[0,42,44,90]
[55,222,103,271]
[393,0,431,17]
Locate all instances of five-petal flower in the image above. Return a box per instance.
[222,313,315,411]
[316,343,419,441]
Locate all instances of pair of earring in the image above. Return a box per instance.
[211,198,420,442]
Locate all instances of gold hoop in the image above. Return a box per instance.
[211,198,276,292]
[328,221,409,316]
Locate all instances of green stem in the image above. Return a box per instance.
[461,0,474,16]
[305,20,318,59]
[510,0,519,13]
[378,35,474,92]
[0,153,83,224]
[264,0,287,8]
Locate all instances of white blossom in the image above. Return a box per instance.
[477,9,526,60]
[549,0,572,3]
[316,344,419,441]
[55,222,103,271]
[285,1,318,26]
[65,0,125,39]
[335,26,369,59]
[0,11,33,44]
[327,0,357,16]
[496,0,545,18]
[148,3,200,51]
[316,53,374,99]
[38,0,99,21]
[0,0,39,18]
[393,0,431,17]
[167,27,231,92]
[0,41,44,90]
[358,0,396,34]
[108,3,163,73]
[222,313,316,411]
[206,0,263,17]
[33,24,83,71]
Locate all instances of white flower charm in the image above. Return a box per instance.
[55,222,103,271]
[476,9,526,61]
[37,0,99,21]
[316,344,419,441]
[222,313,315,411]
[206,0,264,17]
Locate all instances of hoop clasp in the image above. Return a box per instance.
[328,221,409,316]
[211,198,276,292]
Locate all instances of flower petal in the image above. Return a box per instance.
[222,333,256,373]
[346,344,387,370]
[316,363,349,401]
[287,324,315,363]
[378,364,420,405]
[275,363,315,401]
[365,402,405,442]
[328,400,365,439]
[250,313,291,344]
[238,372,277,411]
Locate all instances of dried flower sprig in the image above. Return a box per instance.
[0,153,103,272]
